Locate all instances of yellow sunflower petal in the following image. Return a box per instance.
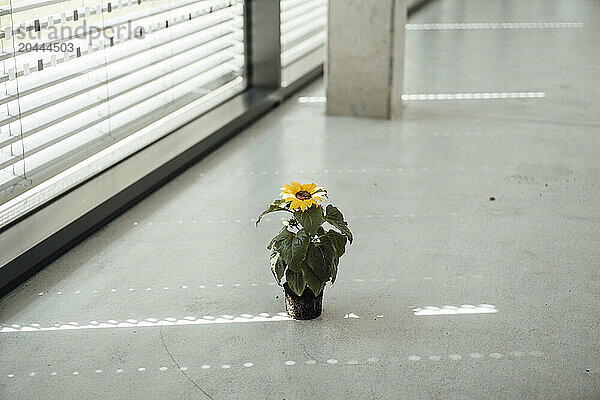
[306,183,317,193]
[299,183,312,192]
[280,185,294,193]
[291,182,302,191]
[308,200,319,210]
[289,199,302,210]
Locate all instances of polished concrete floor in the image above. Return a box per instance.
[1,0,600,399]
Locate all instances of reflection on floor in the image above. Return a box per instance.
[1,0,599,398]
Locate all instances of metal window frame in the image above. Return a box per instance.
[0,0,435,298]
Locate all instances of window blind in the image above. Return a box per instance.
[0,0,245,228]
[280,0,326,78]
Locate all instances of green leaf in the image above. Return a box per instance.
[268,227,291,251]
[289,228,310,272]
[294,206,324,236]
[305,241,337,281]
[286,269,305,296]
[319,234,341,283]
[331,263,338,284]
[270,229,309,272]
[256,199,291,226]
[324,229,347,258]
[269,250,286,284]
[270,229,297,269]
[324,204,353,244]
[301,262,325,296]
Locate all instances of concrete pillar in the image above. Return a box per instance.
[326,0,406,119]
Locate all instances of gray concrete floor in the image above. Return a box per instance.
[2,0,600,399]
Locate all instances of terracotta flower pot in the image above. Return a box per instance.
[283,283,323,320]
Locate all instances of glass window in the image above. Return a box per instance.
[0,0,246,228]
[280,0,326,86]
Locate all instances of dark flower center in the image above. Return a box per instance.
[295,190,312,200]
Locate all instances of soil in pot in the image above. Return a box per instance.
[283,283,323,320]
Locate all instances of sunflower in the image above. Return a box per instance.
[280,182,327,211]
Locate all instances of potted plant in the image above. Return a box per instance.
[257,182,353,320]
